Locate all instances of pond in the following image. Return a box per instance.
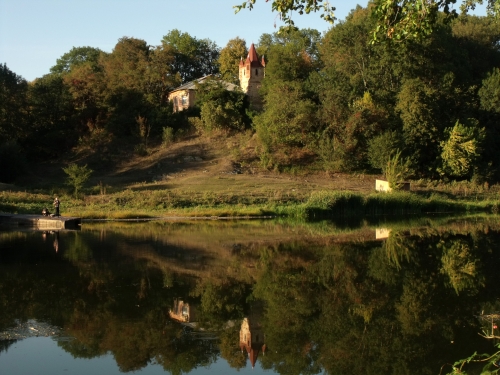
[1,216,499,375]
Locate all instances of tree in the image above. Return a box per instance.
[234,0,336,25]
[440,119,485,179]
[63,163,93,197]
[235,0,500,41]
[479,67,500,113]
[372,0,500,42]
[63,61,107,133]
[255,81,318,149]
[193,77,248,133]
[218,37,248,84]
[0,64,28,142]
[26,74,77,157]
[144,44,181,106]
[396,78,442,174]
[161,30,220,83]
[101,37,150,93]
[50,46,103,75]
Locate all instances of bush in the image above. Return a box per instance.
[62,163,93,198]
[162,127,175,147]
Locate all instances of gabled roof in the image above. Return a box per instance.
[169,75,238,93]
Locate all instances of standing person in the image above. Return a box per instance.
[53,197,60,216]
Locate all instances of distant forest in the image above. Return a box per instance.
[1,5,499,184]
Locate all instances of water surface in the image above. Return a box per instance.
[1,217,499,374]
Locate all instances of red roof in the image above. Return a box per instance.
[245,43,264,68]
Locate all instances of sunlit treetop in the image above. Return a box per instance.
[234,0,500,41]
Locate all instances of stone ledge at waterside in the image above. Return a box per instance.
[0,213,81,230]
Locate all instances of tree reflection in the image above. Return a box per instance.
[1,220,500,374]
[440,238,484,295]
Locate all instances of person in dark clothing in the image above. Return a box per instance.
[53,197,60,216]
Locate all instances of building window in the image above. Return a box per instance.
[181,95,188,106]
[255,69,258,76]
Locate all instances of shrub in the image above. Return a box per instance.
[62,163,93,198]
[162,126,175,147]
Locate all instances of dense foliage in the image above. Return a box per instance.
[1,6,499,184]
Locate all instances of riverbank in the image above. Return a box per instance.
[1,186,498,220]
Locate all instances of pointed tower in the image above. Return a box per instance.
[239,43,265,109]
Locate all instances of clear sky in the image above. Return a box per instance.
[0,0,367,81]
[0,0,487,82]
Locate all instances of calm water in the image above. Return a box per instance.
[1,217,499,375]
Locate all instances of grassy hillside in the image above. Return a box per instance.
[1,132,499,219]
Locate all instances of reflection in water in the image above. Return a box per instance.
[169,298,199,323]
[1,217,500,374]
[240,316,266,369]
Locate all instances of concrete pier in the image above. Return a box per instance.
[0,214,81,230]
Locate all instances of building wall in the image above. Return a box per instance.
[168,89,196,113]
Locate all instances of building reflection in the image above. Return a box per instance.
[239,316,266,368]
[169,298,199,323]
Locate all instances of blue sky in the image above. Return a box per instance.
[0,0,486,82]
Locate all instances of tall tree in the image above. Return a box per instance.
[218,37,248,84]
[101,37,150,93]
[144,44,181,106]
[27,74,77,157]
[50,46,103,75]
[0,64,28,142]
[161,30,220,83]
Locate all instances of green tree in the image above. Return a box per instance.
[396,78,441,174]
[440,119,485,179]
[193,77,248,133]
[479,67,500,113]
[218,37,248,84]
[161,30,220,83]
[144,44,181,106]
[368,130,404,171]
[63,163,93,197]
[63,62,108,134]
[235,0,500,41]
[50,46,103,75]
[0,63,28,142]
[255,81,318,150]
[101,37,150,93]
[26,74,77,157]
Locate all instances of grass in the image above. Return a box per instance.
[1,186,498,220]
[301,190,499,219]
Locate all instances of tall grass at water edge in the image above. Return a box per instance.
[1,189,498,220]
[301,190,498,219]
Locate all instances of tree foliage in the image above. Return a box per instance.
[440,119,485,178]
[218,37,248,84]
[161,29,220,83]
[63,163,93,197]
[0,63,28,142]
[193,77,248,133]
[235,0,500,41]
[50,46,103,75]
